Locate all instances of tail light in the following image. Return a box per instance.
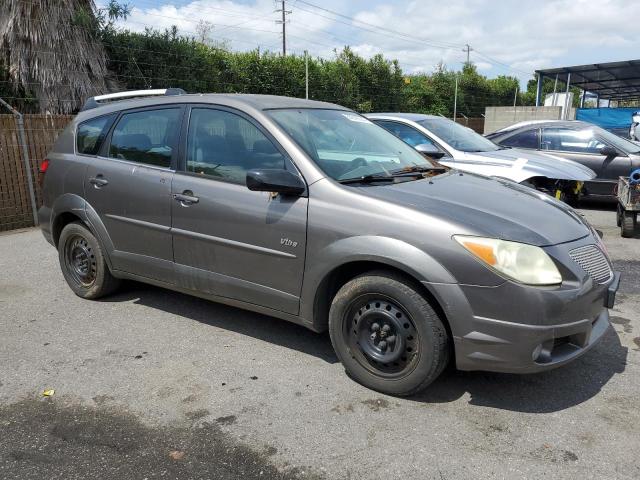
[38,158,50,187]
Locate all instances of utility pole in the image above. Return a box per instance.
[513,85,519,121]
[275,1,291,56]
[462,44,473,64]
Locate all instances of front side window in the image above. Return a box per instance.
[76,114,114,155]
[268,109,431,181]
[374,120,434,147]
[541,128,605,154]
[109,108,182,168]
[501,129,539,149]
[186,108,286,184]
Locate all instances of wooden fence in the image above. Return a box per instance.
[0,114,73,232]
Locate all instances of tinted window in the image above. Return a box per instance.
[109,108,181,167]
[501,129,539,149]
[375,120,434,147]
[76,115,114,155]
[186,108,285,184]
[541,128,605,154]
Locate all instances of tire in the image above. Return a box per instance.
[58,221,120,299]
[328,271,450,396]
[616,204,623,227]
[621,211,637,238]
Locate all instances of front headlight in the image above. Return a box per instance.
[454,235,562,286]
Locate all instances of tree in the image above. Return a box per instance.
[0,0,128,113]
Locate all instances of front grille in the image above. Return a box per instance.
[569,245,612,284]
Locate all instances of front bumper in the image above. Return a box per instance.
[453,307,611,373]
[423,264,620,374]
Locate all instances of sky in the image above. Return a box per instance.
[114,0,639,86]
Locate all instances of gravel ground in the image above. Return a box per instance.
[0,201,638,479]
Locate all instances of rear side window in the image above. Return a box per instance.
[76,115,114,155]
[109,108,182,168]
[185,108,285,184]
[501,129,539,149]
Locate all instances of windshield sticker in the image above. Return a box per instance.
[513,158,528,170]
[341,113,373,124]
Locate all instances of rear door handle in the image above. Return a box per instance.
[89,176,108,187]
[173,192,199,205]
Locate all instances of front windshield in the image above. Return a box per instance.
[267,109,431,181]
[592,125,640,154]
[418,117,501,152]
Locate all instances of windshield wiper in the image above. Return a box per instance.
[389,165,447,176]
[338,174,395,184]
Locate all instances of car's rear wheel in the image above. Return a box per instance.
[328,271,449,396]
[58,222,120,299]
[621,211,637,238]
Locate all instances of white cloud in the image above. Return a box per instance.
[117,0,639,83]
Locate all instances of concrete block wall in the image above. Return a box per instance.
[483,106,576,134]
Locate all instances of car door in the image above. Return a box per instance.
[170,105,308,315]
[540,127,631,196]
[85,105,184,282]
[373,120,451,160]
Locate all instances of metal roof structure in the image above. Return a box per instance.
[534,59,640,106]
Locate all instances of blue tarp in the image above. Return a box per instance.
[576,107,637,130]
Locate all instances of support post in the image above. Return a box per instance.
[535,73,544,107]
[563,72,571,120]
[0,97,38,226]
[305,50,309,100]
[579,90,586,108]
[453,74,458,121]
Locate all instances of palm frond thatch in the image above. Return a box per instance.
[0,0,110,113]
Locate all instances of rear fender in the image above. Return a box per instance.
[51,194,115,269]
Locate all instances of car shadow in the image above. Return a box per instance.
[412,326,628,413]
[103,282,627,414]
[102,282,339,364]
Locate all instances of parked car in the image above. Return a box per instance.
[39,90,619,396]
[366,113,595,204]
[486,120,640,198]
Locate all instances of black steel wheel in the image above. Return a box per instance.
[58,221,120,299]
[329,271,450,396]
[346,295,419,377]
[64,234,97,287]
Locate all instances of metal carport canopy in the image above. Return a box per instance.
[534,59,640,104]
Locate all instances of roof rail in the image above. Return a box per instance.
[80,88,186,111]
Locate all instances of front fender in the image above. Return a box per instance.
[299,235,457,328]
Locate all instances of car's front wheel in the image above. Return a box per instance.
[58,221,120,299]
[328,271,450,396]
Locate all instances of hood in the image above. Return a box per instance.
[358,172,591,246]
[442,148,596,183]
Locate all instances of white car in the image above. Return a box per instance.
[366,113,596,203]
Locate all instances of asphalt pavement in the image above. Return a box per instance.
[0,201,638,479]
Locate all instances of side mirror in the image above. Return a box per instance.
[415,143,445,159]
[599,145,618,157]
[246,169,306,196]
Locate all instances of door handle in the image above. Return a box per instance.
[173,191,199,205]
[89,176,108,187]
